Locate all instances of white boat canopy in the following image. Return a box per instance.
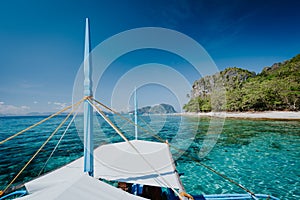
[16,140,181,199]
[93,140,183,189]
[16,157,147,200]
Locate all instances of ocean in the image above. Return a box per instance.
[0,115,299,199]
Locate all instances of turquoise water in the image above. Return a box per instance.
[0,115,299,199]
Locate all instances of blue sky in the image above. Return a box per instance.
[0,0,299,115]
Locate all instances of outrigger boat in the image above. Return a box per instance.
[0,19,279,200]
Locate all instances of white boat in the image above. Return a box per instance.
[0,19,280,200]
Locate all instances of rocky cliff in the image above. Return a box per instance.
[191,67,255,98]
[184,54,300,112]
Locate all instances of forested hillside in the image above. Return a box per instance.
[184,54,300,112]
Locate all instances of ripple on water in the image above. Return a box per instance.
[0,116,299,200]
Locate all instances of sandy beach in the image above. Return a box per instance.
[177,111,300,120]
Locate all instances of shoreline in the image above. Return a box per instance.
[175,111,300,120]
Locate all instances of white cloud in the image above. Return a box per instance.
[0,102,30,115]
[21,106,30,109]
[33,101,38,104]
[53,102,67,110]
[0,102,4,105]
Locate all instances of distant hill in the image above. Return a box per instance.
[26,112,60,116]
[184,54,300,112]
[130,104,176,115]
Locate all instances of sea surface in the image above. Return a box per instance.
[0,115,299,199]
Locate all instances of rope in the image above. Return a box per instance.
[38,102,82,176]
[0,94,259,199]
[1,99,84,195]
[89,101,128,142]
[137,115,257,196]
[91,98,257,198]
[138,115,167,143]
[88,99,184,200]
[92,98,165,143]
[130,107,257,197]
[0,99,84,145]
[193,157,257,198]
[142,118,257,198]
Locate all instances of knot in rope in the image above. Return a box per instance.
[84,95,93,100]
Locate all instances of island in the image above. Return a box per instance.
[184,54,300,113]
[129,103,176,115]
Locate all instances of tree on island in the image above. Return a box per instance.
[184,54,300,112]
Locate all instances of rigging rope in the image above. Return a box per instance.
[87,98,185,200]
[1,99,84,196]
[0,99,84,145]
[38,102,82,176]
[138,115,257,197]
[0,96,257,199]
[91,97,257,198]
[92,98,165,143]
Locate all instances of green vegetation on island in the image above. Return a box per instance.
[130,103,176,115]
[184,54,300,112]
